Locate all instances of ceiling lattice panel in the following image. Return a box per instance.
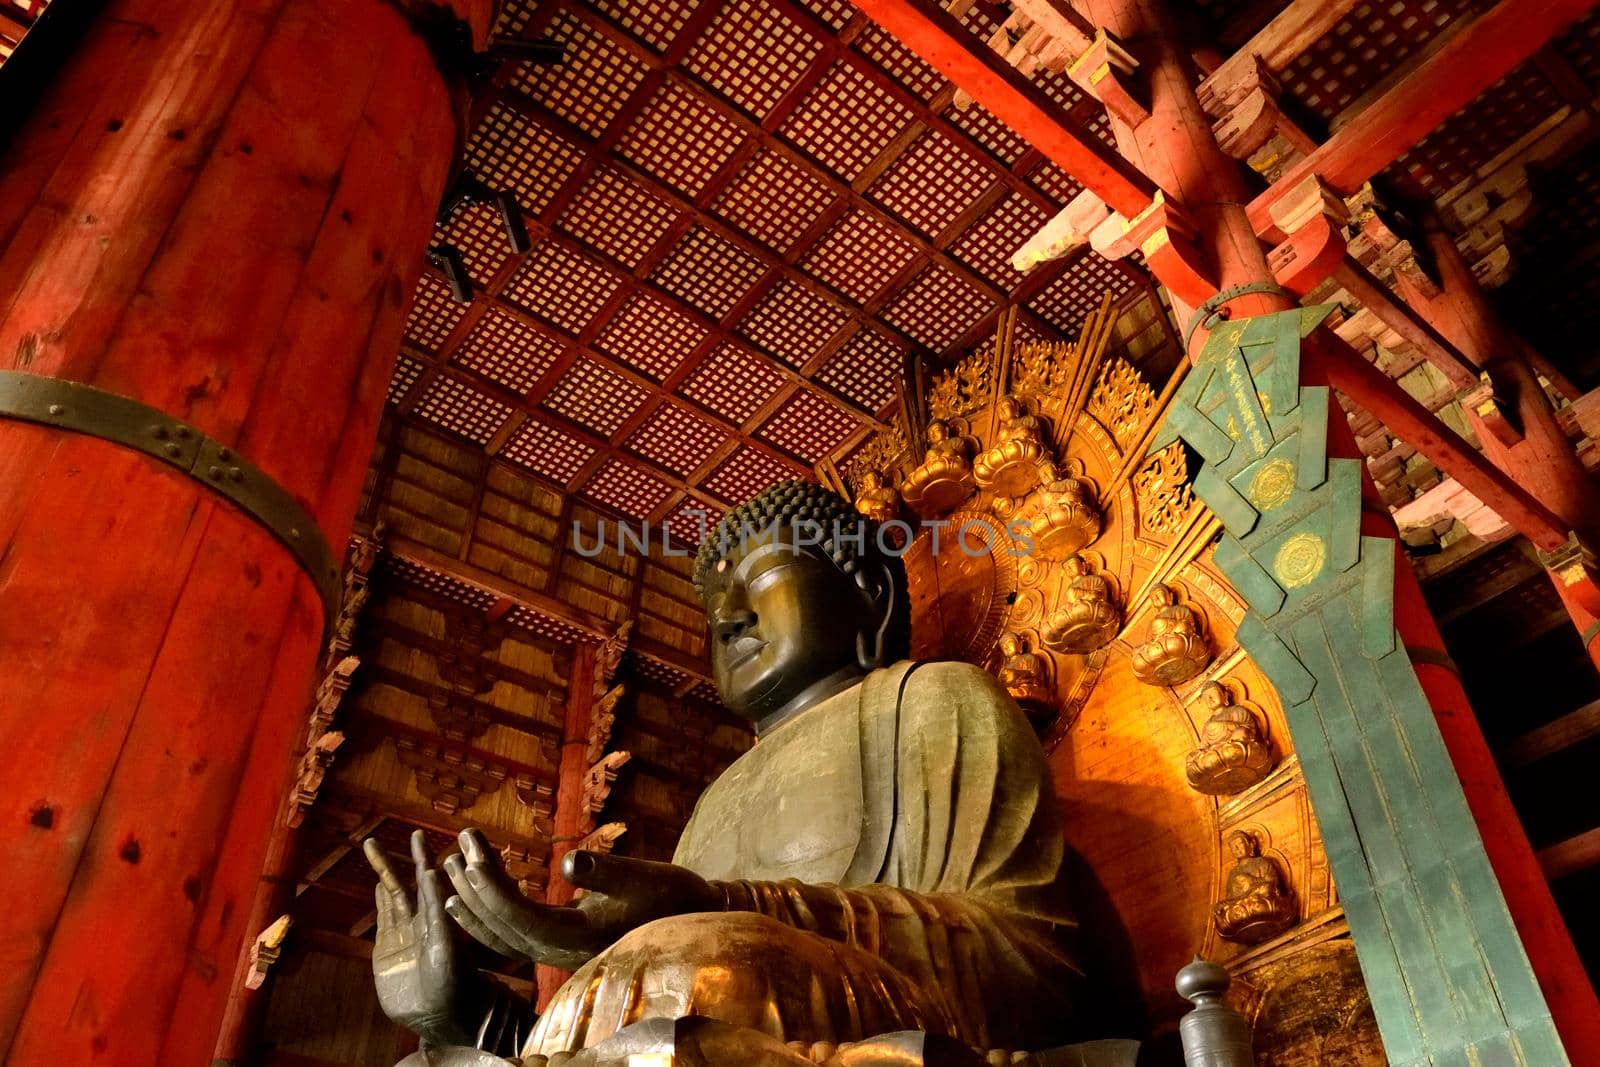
[818,327,904,414]
[501,417,598,484]
[1277,0,1481,122]
[453,306,567,393]
[681,341,787,422]
[757,389,861,462]
[650,227,768,320]
[736,277,852,368]
[544,358,650,435]
[560,166,681,268]
[389,0,1168,543]
[505,240,625,333]
[626,403,731,476]
[714,148,838,255]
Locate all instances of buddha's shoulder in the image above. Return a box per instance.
[887,660,1030,729]
[897,658,1008,699]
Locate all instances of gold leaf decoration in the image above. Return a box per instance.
[1134,441,1197,535]
[928,350,993,422]
[846,423,909,489]
[1009,340,1073,397]
[1086,357,1156,452]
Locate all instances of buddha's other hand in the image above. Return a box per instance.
[365,831,478,1046]
[442,828,721,971]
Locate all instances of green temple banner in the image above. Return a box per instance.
[1155,309,1566,1066]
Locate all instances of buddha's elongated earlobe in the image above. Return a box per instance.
[856,560,902,670]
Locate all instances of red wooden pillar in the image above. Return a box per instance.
[209,801,306,1067]
[1074,0,1600,1050]
[1395,221,1600,668]
[0,2,489,1063]
[536,641,597,1007]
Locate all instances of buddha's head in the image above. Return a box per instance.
[859,470,884,490]
[1063,554,1087,578]
[926,420,950,444]
[694,481,911,728]
[1226,830,1259,860]
[998,397,1021,420]
[1147,584,1175,610]
[1000,632,1023,657]
[1199,681,1227,709]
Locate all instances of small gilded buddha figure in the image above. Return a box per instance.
[365,481,1118,1066]
[1027,469,1102,561]
[1041,555,1121,654]
[1212,830,1296,944]
[1129,584,1212,687]
[974,397,1052,498]
[899,419,976,516]
[1184,682,1273,796]
[853,469,901,527]
[996,631,1055,726]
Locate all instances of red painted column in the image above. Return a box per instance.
[0,2,488,1063]
[536,641,597,1007]
[1075,0,1600,1050]
[1395,221,1600,667]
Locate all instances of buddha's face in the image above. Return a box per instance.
[703,527,875,721]
[1228,833,1256,859]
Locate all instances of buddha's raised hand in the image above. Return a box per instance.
[364,831,478,1046]
[442,828,720,969]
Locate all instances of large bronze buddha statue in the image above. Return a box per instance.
[364,481,1134,1066]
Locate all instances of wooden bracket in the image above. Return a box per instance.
[1348,186,1441,297]
[948,0,1088,110]
[1197,56,1318,169]
[1464,373,1525,448]
[245,915,293,990]
[1091,191,1214,306]
[1265,175,1350,296]
[1011,188,1114,272]
[1537,532,1600,617]
[1068,29,1148,127]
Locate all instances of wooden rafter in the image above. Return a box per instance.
[1248,0,1599,239]
[567,4,1073,349]
[1198,0,1365,103]
[846,0,1157,216]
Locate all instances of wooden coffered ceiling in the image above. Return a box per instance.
[392,0,1156,542]
[385,0,1600,568]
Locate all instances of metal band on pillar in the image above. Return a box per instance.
[0,371,341,633]
[1182,280,1297,352]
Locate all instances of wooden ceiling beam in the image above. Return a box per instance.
[1199,0,1364,104]
[844,0,1157,218]
[502,91,935,389]
[364,616,569,695]
[346,705,561,782]
[768,0,1069,215]
[1248,0,1597,240]
[384,533,714,685]
[323,782,553,863]
[555,10,1069,349]
[358,665,565,747]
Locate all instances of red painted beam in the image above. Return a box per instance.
[848,0,1158,218]
[1248,0,1599,239]
[1307,332,1571,551]
[1331,256,1479,391]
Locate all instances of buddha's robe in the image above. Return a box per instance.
[522,660,1082,1057]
